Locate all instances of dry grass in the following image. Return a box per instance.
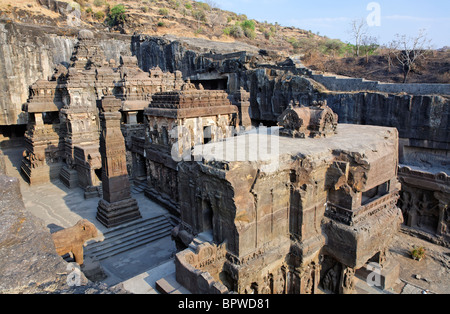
[0,0,313,51]
[304,50,450,84]
[0,0,60,18]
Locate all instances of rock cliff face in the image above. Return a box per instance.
[325,93,449,152]
[1,21,448,166]
[131,34,449,153]
[3,21,447,148]
[131,34,261,76]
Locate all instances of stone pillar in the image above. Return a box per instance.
[34,113,44,126]
[231,88,252,130]
[97,96,141,228]
[127,111,138,125]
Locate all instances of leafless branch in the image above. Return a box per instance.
[391,29,432,83]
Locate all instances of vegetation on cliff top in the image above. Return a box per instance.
[0,0,448,83]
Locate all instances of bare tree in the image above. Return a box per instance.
[202,0,226,30]
[348,18,369,57]
[383,41,399,73]
[204,0,220,10]
[392,29,432,83]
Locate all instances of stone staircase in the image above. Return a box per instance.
[130,179,147,195]
[84,215,175,262]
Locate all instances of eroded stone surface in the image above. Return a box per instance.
[175,122,403,294]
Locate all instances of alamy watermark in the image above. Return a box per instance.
[366,2,381,27]
[170,125,281,170]
[366,262,383,287]
[66,263,82,287]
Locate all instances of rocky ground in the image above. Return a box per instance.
[389,231,450,294]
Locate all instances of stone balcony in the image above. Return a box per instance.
[323,190,403,269]
[325,190,400,227]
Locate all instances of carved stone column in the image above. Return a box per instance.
[97,96,141,228]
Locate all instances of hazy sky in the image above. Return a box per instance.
[214,0,450,48]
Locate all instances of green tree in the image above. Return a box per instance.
[240,19,255,31]
[107,4,126,27]
[321,39,345,57]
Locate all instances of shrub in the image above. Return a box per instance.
[93,0,104,7]
[222,20,256,39]
[243,27,255,39]
[74,0,86,8]
[411,246,426,261]
[107,4,126,26]
[223,25,244,38]
[192,9,207,23]
[168,0,179,8]
[196,2,210,11]
[240,19,255,31]
[159,8,169,16]
[320,39,346,57]
[287,37,301,49]
[94,11,105,20]
[238,14,247,21]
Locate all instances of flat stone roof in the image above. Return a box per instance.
[194,124,398,168]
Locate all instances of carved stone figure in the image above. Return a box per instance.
[340,267,356,294]
[51,219,98,265]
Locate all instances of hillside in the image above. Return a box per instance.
[0,0,449,83]
[304,49,450,84]
[0,0,321,56]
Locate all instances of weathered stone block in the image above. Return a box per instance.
[0,175,67,292]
